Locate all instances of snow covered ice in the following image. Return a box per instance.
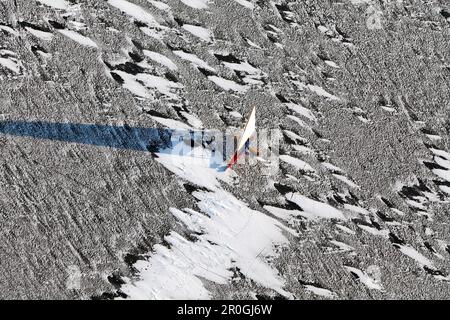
[0,0,449,301]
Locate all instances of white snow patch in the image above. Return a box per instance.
[307,84,339,100]
[336,224,356,235]
[344,204,369,215]
[305,285,337,298]
[397,245,435,269]
[111,70,149,98]
[317,25,329,33]
[296,82,339,100]
[440,185,450,194]
[219,60,264,85]
[140,27,165,40]
[229,111,242,118]
[357,114,370,124]
[173,50,215,71]
[324,60,339,68]
[322,162,343,172]
[36,49,52,59]
[182,24,212,42]
[119,144,295,299]
[1,49,19,57]
[426,134,442,141]
[108,0,159,26]
[432,169,450,182]
[348,0,372,4]
[358,225,389,237]
[180,0,209,9]
[25,27,54,41]
[233,0,254,9]
[193,189,294,286]
[405,199,426,210]
[143,50,178,70]
[111,70,182,99]
[0,57,22,74]
[148,0,171,11]
[434,156,450,170]
[283,130,307,144]
[36,0,69,10]
[280,155,315,173]
[329,240,354,253]
[430,148,450,160]
[286,193,346,220]
[222,61,259,74]
[264,206,301,227]
[121,189,293,298]
[156,144,226,190]
[152,116,191,130]
[332,174,360,189]
[68,21,87,31]
[180,111,203,129]
[345,266,383,291]
[391,208,405,216]
[0,25,18,35]
[285,102,316,121]
[208,76,248,93]
[122,234,216,298]
[136,73,183,97]
[57,29,98,48]
[292,145,314,155]
[245,38,261,49]
[287,115,310,130]
[380,106,396,112]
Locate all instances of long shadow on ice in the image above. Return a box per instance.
[0,121,173,152]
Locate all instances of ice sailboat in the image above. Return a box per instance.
[226,106,256,169]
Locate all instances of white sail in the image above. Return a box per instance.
[227,106,256,168]
[236,106,256,152]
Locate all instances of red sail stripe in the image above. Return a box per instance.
[227,151,239,169]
